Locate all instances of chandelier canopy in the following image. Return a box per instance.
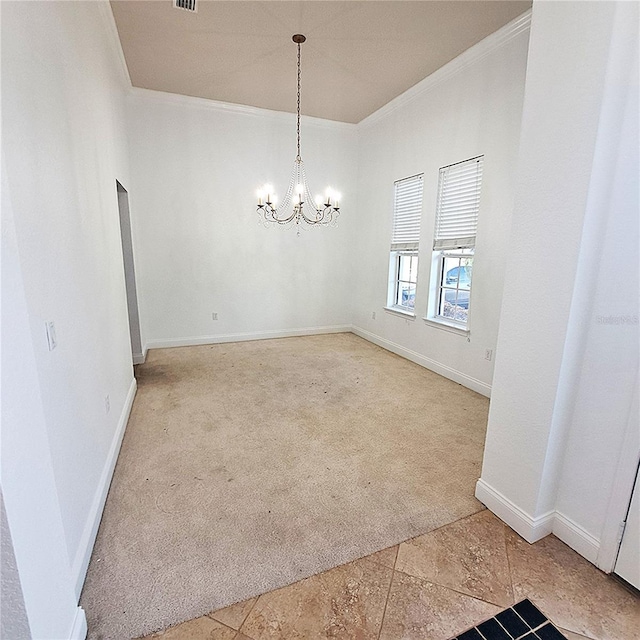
[257,34,341,228]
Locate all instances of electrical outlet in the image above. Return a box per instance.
[485,349,493,361]
[45,321,57,351]
[212,312,218,321]
[372,311,376,320]
[104,394,110,414]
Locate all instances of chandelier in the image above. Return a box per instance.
[257,34,341,228]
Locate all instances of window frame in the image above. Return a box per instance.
[434,249,474,327]
[386,173,424,318]
[426,156,483,332]
[388,250,419,314]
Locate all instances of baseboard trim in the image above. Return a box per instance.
[145,326,492,398]
[476,480,602,561]
[351,325,491,397]
[69,606,87,640]
[132,348,146,365]
[146,325,352,350]
[71,378,137,598]
[553,511,600,564]
[475,479,554,543]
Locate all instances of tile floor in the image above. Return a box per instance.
[142,510,639,640]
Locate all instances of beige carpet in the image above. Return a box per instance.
[80,333,489,639]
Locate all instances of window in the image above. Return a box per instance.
[387,174,423,313]
[392,253,419,310]
[429,156,483,327]
[436,249,474,323]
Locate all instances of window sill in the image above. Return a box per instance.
[384,306,416,320]
[423,317,469,336]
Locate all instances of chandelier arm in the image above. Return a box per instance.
[274,206,295,224]
[298,204,336,225]
[298,208,317,224]
[260,203,297,225]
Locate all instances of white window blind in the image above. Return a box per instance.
[391,174,423,251]
[434,156,483,250]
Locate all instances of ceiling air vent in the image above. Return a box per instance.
[174,0,197,12]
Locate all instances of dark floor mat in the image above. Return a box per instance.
[453,599,568,640]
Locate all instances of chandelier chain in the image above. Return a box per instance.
[296,42,301,161]
[256,34,341,228]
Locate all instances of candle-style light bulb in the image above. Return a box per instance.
[264,184,273,202]
[325,188,333,206]
[257,189,265,205]
[315,195,323,209]
[333,192,341,208]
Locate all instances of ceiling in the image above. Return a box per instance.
[110,1,531,124]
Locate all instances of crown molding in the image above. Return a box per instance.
[359,9,532,128]
[97,0,132,88]
[104,3,528,130]
[127,87,358,132]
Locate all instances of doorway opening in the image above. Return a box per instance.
[116,181,144,366]
[614,459,640,592]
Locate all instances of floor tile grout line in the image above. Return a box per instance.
[209,510,489,629]
[206,613,238,633]
[376,544,400,640]
[209,550,399,637]
[218,619,242,636]
[558,627,596,640]
[398,507,488,550]
[207,596,257,632]
[391,564,513,610]
[235,597,260,637]
[193,616,240,636]
[525,600,596,640]
[233,511,496,640]
[356,507,485,569]
[153,511,517,639]
[503,522,517,603]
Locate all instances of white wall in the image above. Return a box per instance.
[1,0,136,621]
[350,15,531,397]
[2,164,84,638]
[126,91,358,348]
[477,0,639,565]
[554,2,638,561]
